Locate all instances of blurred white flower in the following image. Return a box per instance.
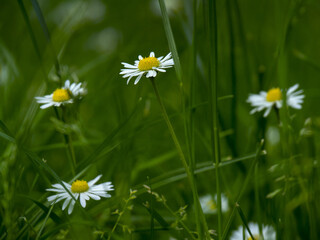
[47,175,114,214]
[230,222,276,240]
[247,84,304,117]
[266,126,280,145]
[199,193,229,214]
[247,87,282,117]
[120,52,174,85]
[86,28,120,53]
[35,80,86,109]
[50,1,106,26]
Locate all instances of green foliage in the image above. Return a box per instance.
[1,0,320,239]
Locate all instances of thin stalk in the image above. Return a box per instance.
[149,178,155,240]
[17,0,48,82]
[53,107,76,176]
[208,0,222,238]
[221,140,264,239]
[35,204,54,240]
[236,203,256,240]
[150,78,208,238]
[30,0,62,85]
[157,1,209,237]
[254,165,263,237]
[226,0,238,158]
[190,0,197,174]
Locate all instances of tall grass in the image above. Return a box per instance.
[1,0,320,239]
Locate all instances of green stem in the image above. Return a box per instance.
[150,78,207,238]
[208,0,222,238]
[53,107,76,176]
[35,204,54,240]
[254,164,262,237]
[221,140,264,239]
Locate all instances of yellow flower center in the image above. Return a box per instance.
[52,89,71,102]
[207,199,216,210]
[138,57,160,71]
[248,234,259,240]
[266,88,281,102]
[71,180,89,193]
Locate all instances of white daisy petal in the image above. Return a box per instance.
[46,175,113,215]
[65,80,70,88]
[40,103,54,109]
[86,193,101,200]
[120,52,174,85]
[80,194,87,208]
[134,74,143,85]
[88,175,102,187]
[263,107,272,117]
[68,200,75,215]
[146,71,153,78]
[62,197,72,210]
[286,84,304,110]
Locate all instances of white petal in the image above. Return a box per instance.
[134,74,143,85]
[68,200,75,214]
[40,103,54,109]
[86,193,101,200]
[121,62,137,68]
[80,194,87,208]
[287,84,299,95]
[65,80,70,88]
[263,107,272,117]
[62,197,72,210]
[88,175,102,187]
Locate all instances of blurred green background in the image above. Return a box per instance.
[1,0,320,239]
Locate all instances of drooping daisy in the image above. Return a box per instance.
[35,80,86,109]
[120,52,174,85]
[47,175,114,214]
[247,84,304,117]
[199,193,229,214]
[230,222,276,240]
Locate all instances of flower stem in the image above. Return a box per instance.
[207,0,222,238]
[150,77,208,238]
[53,107,76,176]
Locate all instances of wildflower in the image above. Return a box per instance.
[199,193,229,214]
[47,175,114,214]
[35,80,86,109]
[247,84,304,117]
[230,222,276,240]
[120,52,174,85]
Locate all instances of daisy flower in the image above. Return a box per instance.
[199,193,229,214]
[120,52,174,85]
[247,84,304,117]
[35,80,86,109]
[46,175,114,214]
[230,222,276,240]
